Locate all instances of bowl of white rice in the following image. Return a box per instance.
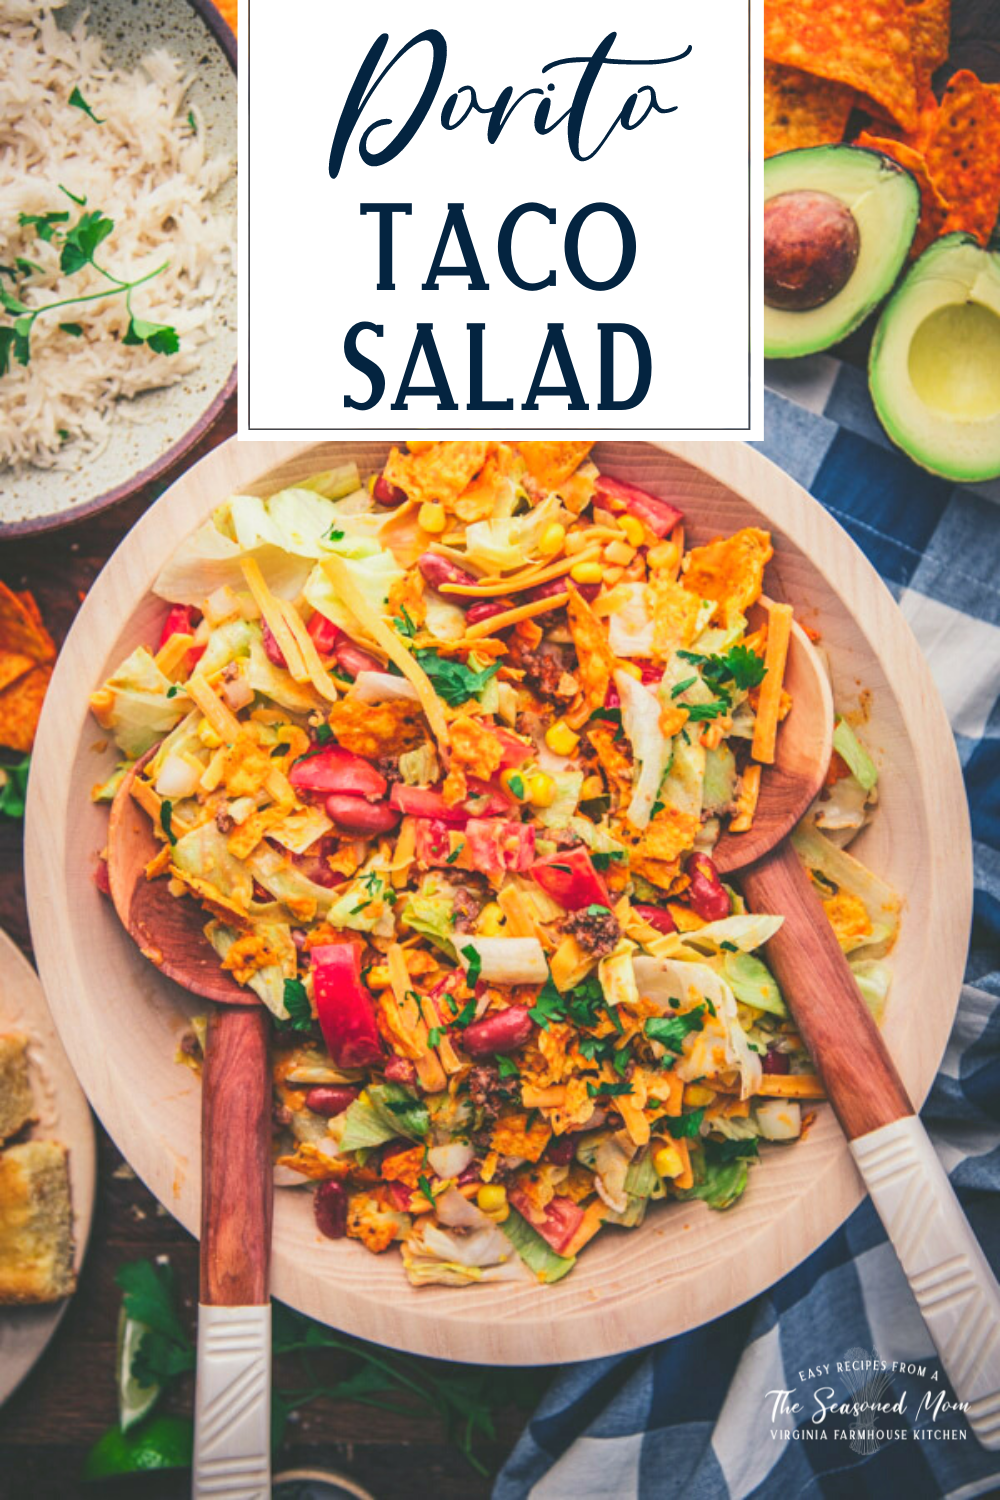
[0,0,236,533]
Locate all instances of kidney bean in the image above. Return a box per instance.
[526,576,600,613]
[686,854,731,923]
[304,1085,359,1117]
[461,1004,533,1058]
[334,637,383,678]
[384,1055,417,1086]
[417,551,478,591]
[324,793,400,836]
[547,1135,577,1165]
[465,598,514,627]
[307,612,341,656]
[633,903,677,935]
[373,474,407,506]
[762,1047,790,1075]
[314,1179,348,1239]
[262,618,287,668]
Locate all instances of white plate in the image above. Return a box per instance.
[0,926,97,1407]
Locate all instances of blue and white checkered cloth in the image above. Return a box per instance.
[495,363,1000,1500]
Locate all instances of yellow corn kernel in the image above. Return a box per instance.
[652,1143,684,1179]
[526,772,556,808]
[418,501,446,533]
[619,514,646,547]
[501,768,527,799]
[616,660,642,680]
[366,964,392,989]
[477,1183,509,1220]
[570,560,603,585]
[545,720,580,756]
[198,717,223,749]
[604,540,636,568]
[477,902,506,936]
[648,540,681,572]
[538,522,566,558]
[683,1083,716,1107]
[580,774,604,799]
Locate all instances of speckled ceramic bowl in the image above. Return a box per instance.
[0,0,236,536]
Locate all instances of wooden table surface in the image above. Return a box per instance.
[0,405,545,1500]
[2,7,998,1496]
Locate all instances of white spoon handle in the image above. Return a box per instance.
[851,1114,1000,1448]
[192,1302,271,1499]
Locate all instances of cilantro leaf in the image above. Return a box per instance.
[685,700,729,723]
[115,1259,194,1388]
[18,210,69,242]
[669,1107,705,1138]
[717,644,767,692]
[59,322,84,337]
[59,183,87,206]
[59,210,114,274]
[418,1174,436,1206]
[414,650,499,707]
[0,328,14,378]
[276,978,313,1033]
[528,973,565,1030]
[591,850,625,871]
[16,257,44,277]
[496,1056,519,1079]
[0,288,32,315]
[705,1136,759,1164]
[122,314,179,355]
[587,1079,632,1098]
[460,943,482,988]
[645,1005,706,1055]
[159,799,176,844]
[68,86,105,124]
[392,605,417,638]
[671,676,698,698]
[0,757,30,819]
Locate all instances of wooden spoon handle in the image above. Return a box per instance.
[740,840,911,1139]
[194,1005,273,1500]
[200,1005,273,1304]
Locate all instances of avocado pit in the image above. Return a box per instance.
[764,191,860,312]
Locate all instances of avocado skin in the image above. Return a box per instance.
[764,145,920,360]
[869,234,1000,484]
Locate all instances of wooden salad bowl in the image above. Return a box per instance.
[24,440,971,1365]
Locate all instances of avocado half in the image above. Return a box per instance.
[764,146,920,359]
[870,234,1000,483]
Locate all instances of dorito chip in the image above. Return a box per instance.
[0,583,55,662]
[764,62,855,157]
[926,71,1000,245]
[565,585,615,729]
[453,445,519,523]
[765,0,918,133]
[0,665,52,753]
[382,442,489,509]
[517,442,594,493]
[649,573,702,659]
[681,528,774,624]
[905,0,950,76]
[0,651,35,695]
[856,134,948,255]
[326,696,426,759]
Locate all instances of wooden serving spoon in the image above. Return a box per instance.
[108,757,273,1500]
[711,607,1000,1448]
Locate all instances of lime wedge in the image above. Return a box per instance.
[82,1414,194,1480]
[116,1304,161,1432]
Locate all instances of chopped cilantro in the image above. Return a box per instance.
[563,974,602,1028]
[670,1108,705,1138]
[670,676,698,698]
[720,940,738,952]
[314,723,334,744]
[496,1056,520,1079]
[427,1026,442,1048]
[276,978,313,1033]
[68,86,105,124]
[705,1136,759,1164]
[445,843,464,864]
[453,997,477,1027]
[327,527,345,542]
[187,109,197,132]
[507,773,525,799]
[587,1080,632,1098]
[529,974,565,1030]
[460,944,482,987]
[685,700,729,723]
[645,1004,706,1055]
[0,756,30,820]
[392,605,417,638]
[417,1174,436,1206]
[591,850,625,871]
[159,799,176,844]
[585,904,611,917]
[414,650,499,706]
[59,321,84,337]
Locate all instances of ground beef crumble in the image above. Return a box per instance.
[467,1064,504,1124]
[508,638,566,699]
[561,906,621,958]
[452,884,485,932]
[375,755,402,787]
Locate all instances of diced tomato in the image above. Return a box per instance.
[290,747,387,798]
[494,726,533,769]
[312,942,383,1068]
[508,1191,584,1255]
[158,604,199,649]
[595,476,684,539]
[391,785,470,825]
[464,818,534,878]
[307,612,341,656]
[531,847,610,911]
[413,818,456,865]
[462,776,516,814]
[633,903,677,935]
